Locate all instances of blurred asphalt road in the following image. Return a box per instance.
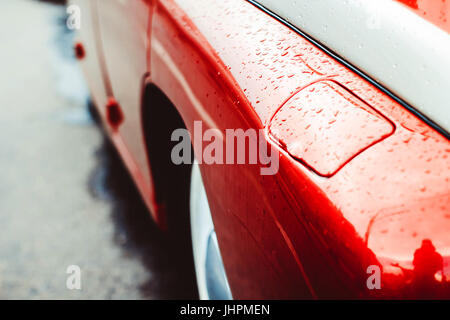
[0,0,197,299]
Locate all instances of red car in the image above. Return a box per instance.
[71,0,450,299]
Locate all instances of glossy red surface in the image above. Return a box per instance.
[268,80,395,177]
[77,0,450,298]
[396,0,450,33]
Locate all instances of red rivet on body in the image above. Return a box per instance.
[74,42,86,60]
[106,98,124,130]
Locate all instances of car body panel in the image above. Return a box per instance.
[72,0,108,116]
[74,0,450,298]
[254,0,450,134]
[268,80,395,177]
[396,0,450,33]
[96,0,151,183]
[73,0,163,223]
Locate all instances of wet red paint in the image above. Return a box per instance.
[150,0,450,298]
[396,0,450,33]
[268,80,395,177]
[80,0,450,298]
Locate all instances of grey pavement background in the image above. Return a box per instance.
[0,0,197,299]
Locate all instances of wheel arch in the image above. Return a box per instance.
[140,79,193,232]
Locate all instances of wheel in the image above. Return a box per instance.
[190,160,232,300]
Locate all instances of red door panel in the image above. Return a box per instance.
[95,0,153,196]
